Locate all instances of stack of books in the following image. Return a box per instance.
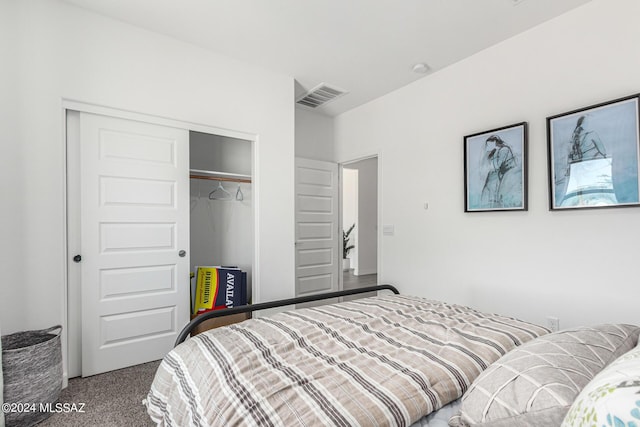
[192,266,248,315]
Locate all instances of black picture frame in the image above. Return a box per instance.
[464,122,528,212]
[547,94,640,210]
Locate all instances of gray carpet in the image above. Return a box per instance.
[39,360,160,426]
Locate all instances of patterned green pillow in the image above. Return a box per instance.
[562,341,640,427]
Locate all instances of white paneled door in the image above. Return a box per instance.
[79,112,189,376]
[295,158,340,298]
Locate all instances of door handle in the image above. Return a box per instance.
[178,250,186,257]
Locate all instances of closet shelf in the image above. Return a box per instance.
[189,169,251,183]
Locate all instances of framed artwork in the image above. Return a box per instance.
[547,94,640,210]
[464,122,528,212]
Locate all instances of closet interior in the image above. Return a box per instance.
[189,131,253,316]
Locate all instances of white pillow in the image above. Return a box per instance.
[562,340,640,426]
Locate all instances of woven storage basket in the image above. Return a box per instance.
[2,325,62,427]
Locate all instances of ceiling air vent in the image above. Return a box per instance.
[296,83,347,109]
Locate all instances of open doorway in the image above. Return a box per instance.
[341,156,378,294]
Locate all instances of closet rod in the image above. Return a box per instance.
[189,174,252,184]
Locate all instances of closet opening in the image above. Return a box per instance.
[189,131,254,326]
[65,105,257,379]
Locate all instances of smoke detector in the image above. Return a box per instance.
[412,63,431,74]
[296,83,348,109]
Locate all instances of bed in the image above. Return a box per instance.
[145,285,550,426]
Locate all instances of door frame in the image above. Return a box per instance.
[62,99,257,381]
[339,152,382,290]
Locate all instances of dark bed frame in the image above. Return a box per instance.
[175,284,399,346]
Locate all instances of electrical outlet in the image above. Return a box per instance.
[547,316,560,332]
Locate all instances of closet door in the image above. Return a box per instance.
[79,112,189,376]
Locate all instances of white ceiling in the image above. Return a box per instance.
[63,0,592,116]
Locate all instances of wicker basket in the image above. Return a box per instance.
[1,325,63,427]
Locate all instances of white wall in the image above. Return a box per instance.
[0,0,295,334]
[334,0,640,329]
[0,3,11,379]
[295,107,335,161]
[190,131,252,176]
[0,0,23,335]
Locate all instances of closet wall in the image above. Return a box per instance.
[189,131,253,301]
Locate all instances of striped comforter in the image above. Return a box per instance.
[146,295,548,426]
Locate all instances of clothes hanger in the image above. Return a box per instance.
[235,184,244,201]
[208,181,232,200]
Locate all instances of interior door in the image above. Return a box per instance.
[79,112,189,376]
[295,158,340,298]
